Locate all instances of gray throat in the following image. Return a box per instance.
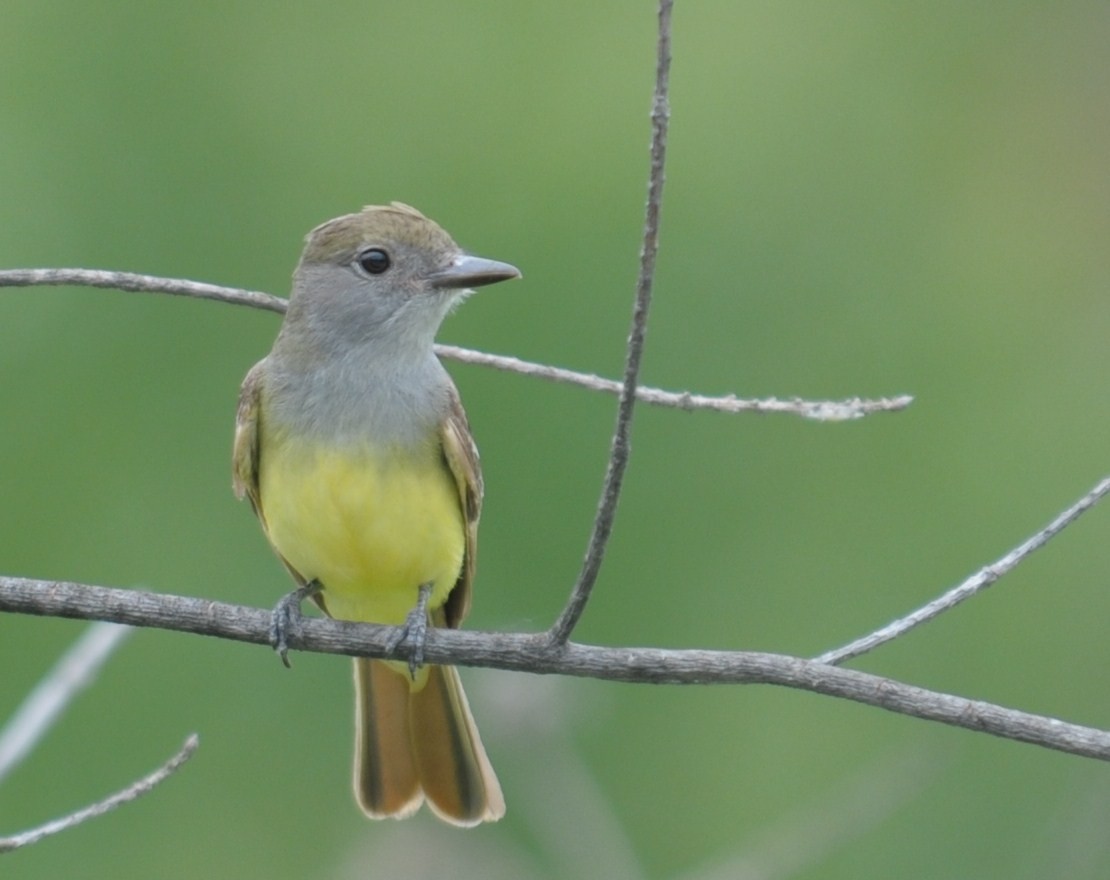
[262,338,453,449]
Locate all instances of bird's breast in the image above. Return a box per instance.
[258,431,464,625]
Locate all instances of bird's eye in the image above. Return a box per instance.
[357,248,391,275]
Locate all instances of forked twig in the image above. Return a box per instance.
[547,0,674,646]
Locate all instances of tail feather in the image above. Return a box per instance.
[353,658,504,825]
[353,658,422,819]
[411,664,505,825]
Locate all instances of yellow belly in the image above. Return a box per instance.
[258,433,464,625]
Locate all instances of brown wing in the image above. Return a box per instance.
[232,360,265,519]
[439,382,483,629]
[232,358,317,596]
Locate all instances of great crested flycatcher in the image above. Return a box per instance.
[232,202,519,826]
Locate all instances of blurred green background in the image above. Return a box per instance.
[2,2,1108,877]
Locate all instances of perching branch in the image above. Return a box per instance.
[547,0,673,645]
[2,577,1110,762]
[0,735,198,853]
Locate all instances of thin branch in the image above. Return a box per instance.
[0,734,198,853]
[0,267,285,313]
[435,344,912,420]
[0,622,132,785]
[0,268,909,421]
[816,475,1110,666]
[3,578,1110,762]
[546,0,674,645]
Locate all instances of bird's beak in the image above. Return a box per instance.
[429,254,521,289]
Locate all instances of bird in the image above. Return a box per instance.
[233,202,519,825]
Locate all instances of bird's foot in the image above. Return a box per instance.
[386,582,434,679]
[269,579,322,668]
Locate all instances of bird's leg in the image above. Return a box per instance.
[386,582,434,679]
[269,579,322,668]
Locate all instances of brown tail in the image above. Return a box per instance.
[353,658,504,825]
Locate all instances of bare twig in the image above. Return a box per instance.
[0,275,911,423]
[435,344,912,420]
[0,622,132,785]
[547,0,674,646]
[0,267,284,313]
[816,475,1110,666]
[0,734,198,853]
[2,578,1109,762]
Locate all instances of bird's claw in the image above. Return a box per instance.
[269,580,322,667]
[386,582,433,679]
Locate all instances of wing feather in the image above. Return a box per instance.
[439,382,483,629]
[232,360,266,517]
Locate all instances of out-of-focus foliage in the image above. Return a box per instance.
[1,3,1108,878]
